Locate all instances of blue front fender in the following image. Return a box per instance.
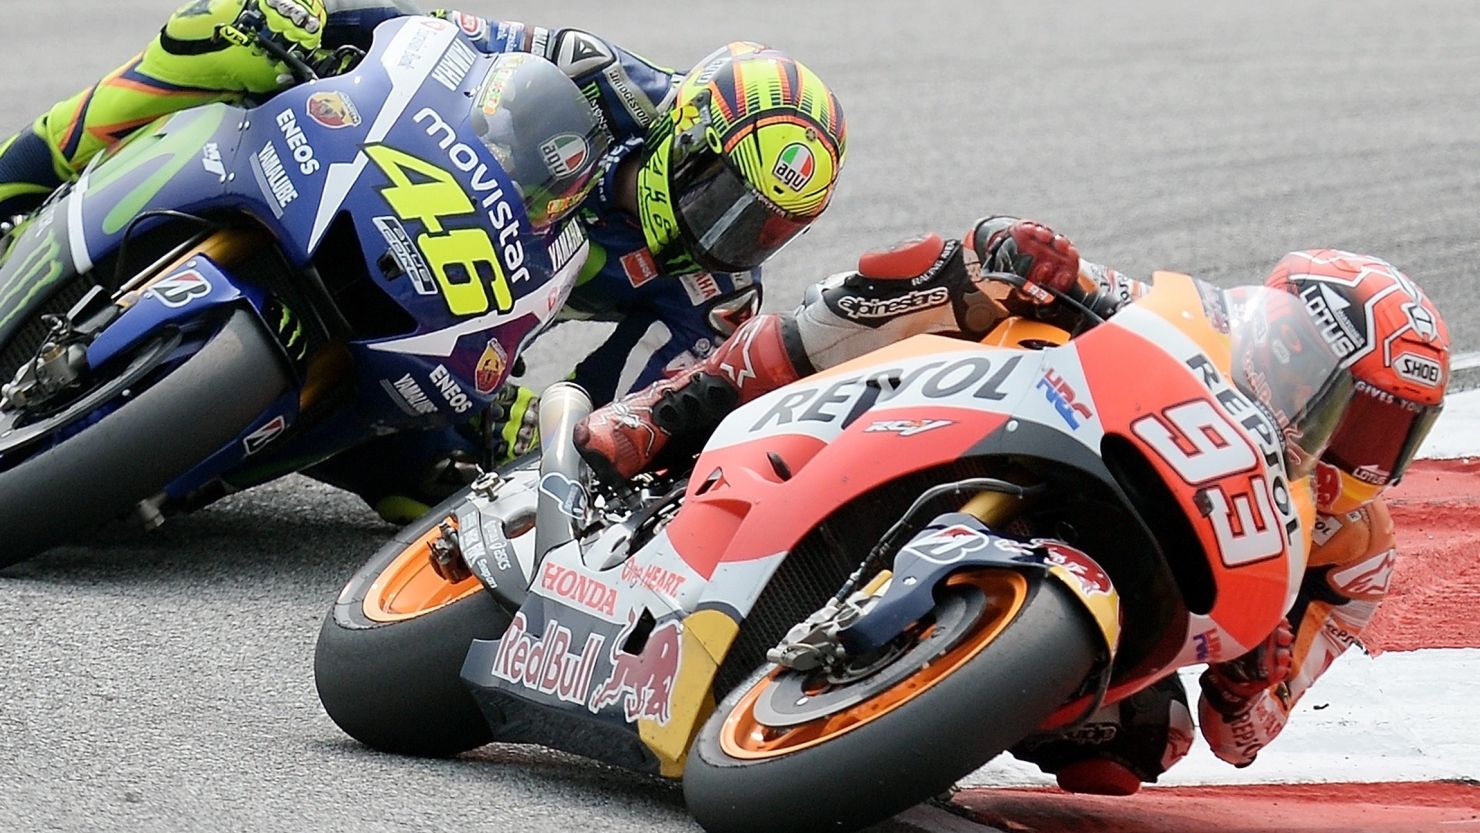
[837,512,1122,658]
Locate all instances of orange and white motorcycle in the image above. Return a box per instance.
[315,272,1325,833]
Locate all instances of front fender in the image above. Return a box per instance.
[837,512,1120,658]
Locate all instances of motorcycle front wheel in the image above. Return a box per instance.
[0,309,291,567]
[314,495,511,758]
[683,569,1100,833]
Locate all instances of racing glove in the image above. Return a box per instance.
[967,216,1082,312]
[1199,617,1296,716]
[158,0,326,93]
[486,384,541,466]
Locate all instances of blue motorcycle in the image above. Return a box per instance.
[0,17,606,566]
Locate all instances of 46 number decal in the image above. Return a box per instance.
[1131,400,1285,567]
[365,144,513,317]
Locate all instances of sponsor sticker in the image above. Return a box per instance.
[251,141,298,216]
[243,415,287,456]
[621,249,660,287]
[589,618,682,724]
[149,270,213,308]
[864,418,954,438]
[680,272,721,305]
[620,559,687,600]
[1036,368,1094,429]
[306,91,362,130]
[200,142,226,182]
[1394,352,1442,387]
[772,142,816,192]
[539,561,619,618]
[451,10,488,40]
[381,373,438,417]
[429,364,474,414]
[475,339,508,395]
[540,134,590,178]
[902,525,993,565]
[432,38,478,91]
[835,287,949,320]
[372,216,436,295]
[491,613,606,706]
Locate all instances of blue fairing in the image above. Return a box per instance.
[12,17,588,503]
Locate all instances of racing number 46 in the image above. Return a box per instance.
[365,145,512,317]
[1131,400,1284,567]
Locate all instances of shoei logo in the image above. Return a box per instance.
[541,134,590,178]
[772,142,816,192]
[1394,352,1442,388]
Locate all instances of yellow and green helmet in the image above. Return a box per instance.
[635,42,848,275]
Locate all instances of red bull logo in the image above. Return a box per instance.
[588,617,683,725]
[491,613,606,706]
[1039,540,1113,597]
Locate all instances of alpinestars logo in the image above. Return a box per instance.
[836,287,949,320]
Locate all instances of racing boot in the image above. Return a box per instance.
[574,313,807,483]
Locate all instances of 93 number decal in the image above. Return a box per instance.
[365,145,513,317]
[1132,400,1285,567]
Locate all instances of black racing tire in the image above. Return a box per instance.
[683,573,1101,833]
[0,309,291,567]
[314,493,512,758]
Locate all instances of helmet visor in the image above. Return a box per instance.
[1230,286,1353,477]
[673,152,810,273]
[1323,387,1441,486]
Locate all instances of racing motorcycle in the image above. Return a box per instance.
[315,272,1323,833]
[0,16,604,566]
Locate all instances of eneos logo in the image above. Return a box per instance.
[772,142,815,192]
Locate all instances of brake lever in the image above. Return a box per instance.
[215,8,319,85]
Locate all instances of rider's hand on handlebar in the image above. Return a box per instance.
[1199,617,1295,717]
[970,217,1082,311]
[254,0,327,51]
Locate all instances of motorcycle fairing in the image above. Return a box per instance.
[1075,273,1314,653]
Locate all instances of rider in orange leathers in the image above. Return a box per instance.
[574,217,1450,793]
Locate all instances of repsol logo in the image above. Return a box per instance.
[413,107,530,283]
[1185,354,1301,541]
[752,354,1023,432]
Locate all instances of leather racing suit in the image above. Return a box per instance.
[574,217,1401,791]
[0,0,763,519]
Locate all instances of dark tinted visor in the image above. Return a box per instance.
[673,153,809,273]
[1324,386,1442,486]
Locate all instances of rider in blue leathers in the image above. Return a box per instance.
[0,0,847,520]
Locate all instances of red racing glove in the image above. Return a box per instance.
[1199,618,1296,717]
[970,217,1082,309]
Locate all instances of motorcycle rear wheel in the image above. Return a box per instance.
[314,494,511,757]
[684,569,1099,833]
[0,309,291,567]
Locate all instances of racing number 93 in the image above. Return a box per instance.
[365,144,512,317]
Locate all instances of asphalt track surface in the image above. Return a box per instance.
[3,2,1479,831]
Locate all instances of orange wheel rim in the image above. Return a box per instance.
[361,515,483,623]
[719,570,1029,760]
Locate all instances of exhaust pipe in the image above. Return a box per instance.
[534,382,592,562]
